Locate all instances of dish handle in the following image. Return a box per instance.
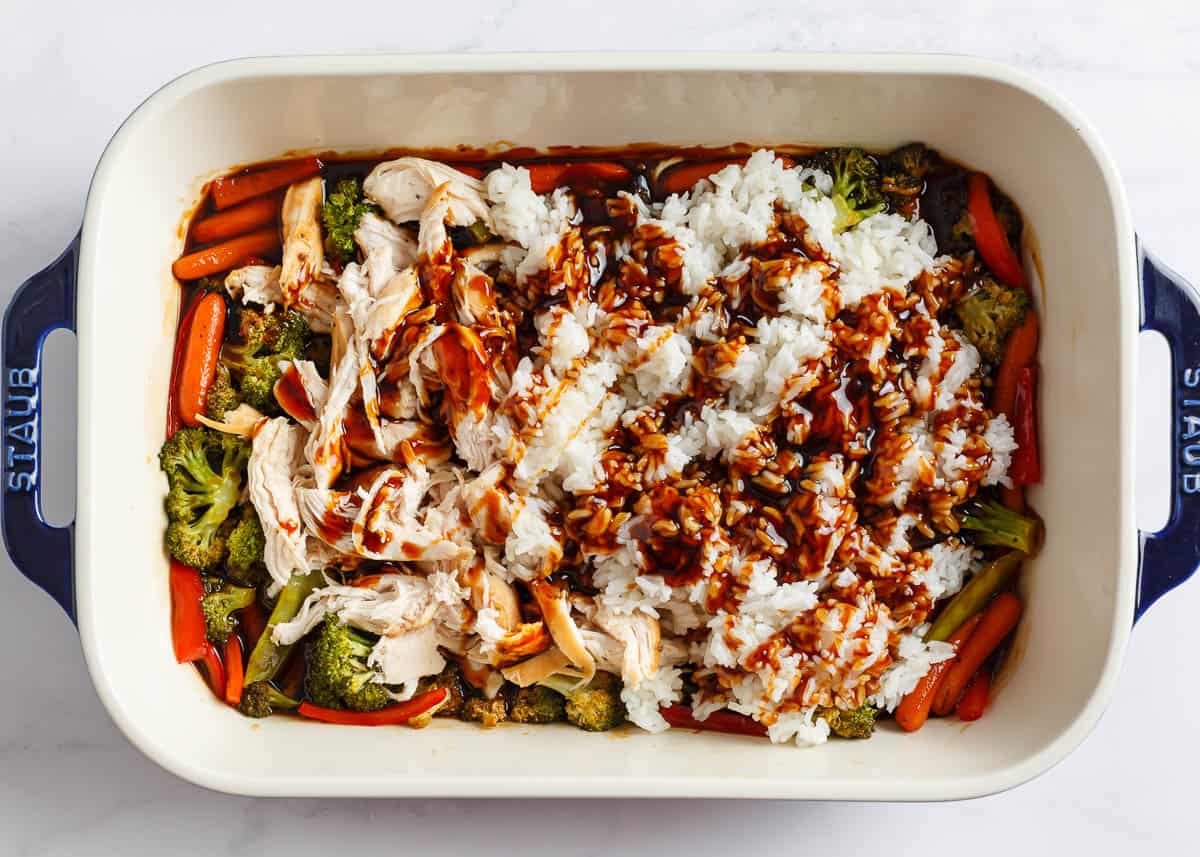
[1,235,78,623]
[1137,244,1200,620]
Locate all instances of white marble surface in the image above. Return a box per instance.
[2,0,1199,853]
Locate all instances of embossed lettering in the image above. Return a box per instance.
[6,471,34,492]
[6,367,36,389]
[6,421,35,446]
[5,394,35,417]
[1185,474,1200,495]
[1185,444,1200,466]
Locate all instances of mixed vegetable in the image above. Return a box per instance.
[161,143,1042,738]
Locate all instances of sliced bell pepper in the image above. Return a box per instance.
[966,172,1027,289]
[199,642,226,700]
[525,161,632,194]
[659,704,767,737]
[224,635,245,706]
[297,688,449,726]
[169,560,208,663]
[1009,364,1042,485]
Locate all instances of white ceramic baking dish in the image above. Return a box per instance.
[4,53,1197,800]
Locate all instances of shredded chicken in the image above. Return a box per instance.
[364,157,489,226]
[529,579,595,687]
[354,211,419,297]
[247,418,311,592]
[225,265,283,307]
[280,177,337,332]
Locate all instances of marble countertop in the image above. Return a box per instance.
[3,0,1199,853]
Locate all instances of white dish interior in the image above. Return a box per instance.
[74,54,1137,799]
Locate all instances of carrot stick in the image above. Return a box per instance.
[175,292,226,428]
[224,635,245,706]
[191,195,282,244]
[992,310,1039,420]
[934,593,1022,715]
[297,688,448,726]
[956,668,991,722]
[894,613,982,733]
[659,159,742,195]
[165,292,204,438]
[172,228,281,281]
[211,157,321,210]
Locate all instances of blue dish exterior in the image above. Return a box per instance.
[0,237,1195,627]
[2,235,78,623]
[1137,247,1200,619]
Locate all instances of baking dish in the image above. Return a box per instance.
[2,53,1196,800]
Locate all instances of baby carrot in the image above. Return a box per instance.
[223,635,244,706]
[934,593,1022,716]
[658,159,742,195]
[211,157,321,210]
[956,669,991,722]
[191,195,281,244]
[172,228,281,281]
[175,292,226,428]
[894,613,982,733]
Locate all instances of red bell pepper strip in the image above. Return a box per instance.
[224,636,245,706]
[297,688,449,726]
[1009,364,1042,485]
[525,162,633,194]
[211,157,322,210]
[966,172,1027,289]
[240,600,267,651]
[956,668,991,722]
[169,560,208,663]
[659,705,767,737]
[199,642,226,700]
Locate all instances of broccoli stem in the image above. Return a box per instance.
[243,570,323,685]
[926,551,1023,642]
[959,500,1042,554]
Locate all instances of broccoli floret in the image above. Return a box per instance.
[416,662,467,718]
[222,308,310,412]
[924,172,1024,259]
[226,505,266,583]
[960,500,1043,555]
[817,704,878,739]
[200,579,256,644]
[954,275,1030,363]
[462,693,509,728]
[238,681,299,718]
[160,427,249,570]
[880,144,939,214]
[321,177,378,264]
[205,364,241,421]
[814,147,886,233]
[540,671,626,732]
[510,684,566,724]
[304,616,390,712]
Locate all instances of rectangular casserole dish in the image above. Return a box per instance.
[4,52,1198,800]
